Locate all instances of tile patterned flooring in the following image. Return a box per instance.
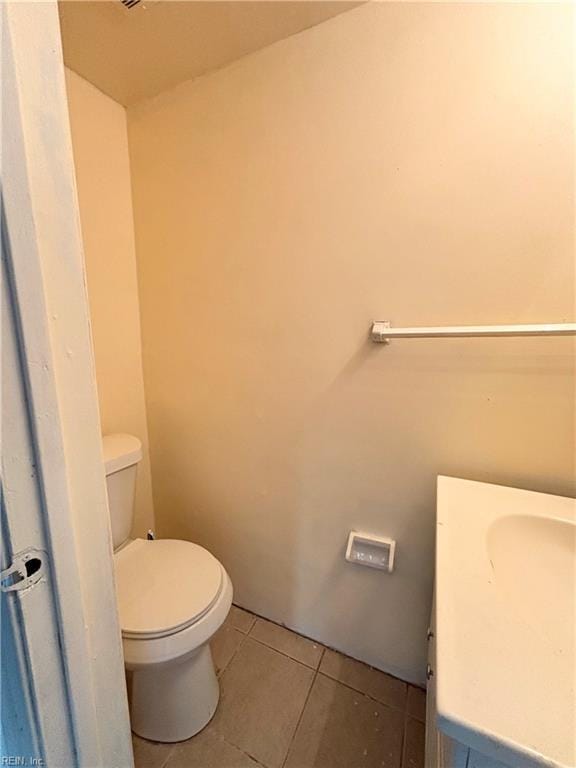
[133,607,426,768]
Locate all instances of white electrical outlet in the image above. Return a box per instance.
[345,531,396,572]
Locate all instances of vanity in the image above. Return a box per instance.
[426,477,575,768]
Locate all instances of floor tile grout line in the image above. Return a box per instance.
[400,709,409,768]
[317,669,408,716]
[157,744,176,768]
[219,608,423,767]
[213,627,324,768]
[236,605,322,648]
[212,630,312,768]
[234,621,256,636]
[229,612,412,712]
[216,623,250,679]
[221,632,325,767]
[161,723,269,768]
[244,632,324,671]
[280,647,325,768]
[233,604,423,694]
[212,728,269,767]
[150,623,420,768]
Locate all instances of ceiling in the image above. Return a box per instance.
[59,0,362,106]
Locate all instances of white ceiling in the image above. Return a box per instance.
[59,0,362,106]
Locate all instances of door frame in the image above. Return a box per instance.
[2,2,133,765]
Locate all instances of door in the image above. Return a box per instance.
[1,2,133,765]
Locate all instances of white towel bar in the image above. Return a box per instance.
[371,321,576,343]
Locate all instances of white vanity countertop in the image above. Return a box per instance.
[435,476,575,768]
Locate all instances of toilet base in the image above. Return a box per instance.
[130,643,220,743]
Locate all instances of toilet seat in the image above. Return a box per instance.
[114,538,224,640]
[122,569,233,671]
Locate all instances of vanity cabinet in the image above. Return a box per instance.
[424,597,510,768]
[428,478,572,768]
[424,594,469,768]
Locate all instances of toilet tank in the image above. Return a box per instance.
[102,434,143,551]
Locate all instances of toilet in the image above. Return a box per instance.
[102,433,232,743]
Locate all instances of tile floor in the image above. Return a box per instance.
[133,606,426,768]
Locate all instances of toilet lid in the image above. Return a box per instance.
[114,539,223,639]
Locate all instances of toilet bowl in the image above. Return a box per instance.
[103,434,232,743]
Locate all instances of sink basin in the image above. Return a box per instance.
[488,514,575,643]
[435,477,576,768]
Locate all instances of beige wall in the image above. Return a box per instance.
[128,3,575,682]
[66,69,155,538]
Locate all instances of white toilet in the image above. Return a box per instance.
[102,433,232,743]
